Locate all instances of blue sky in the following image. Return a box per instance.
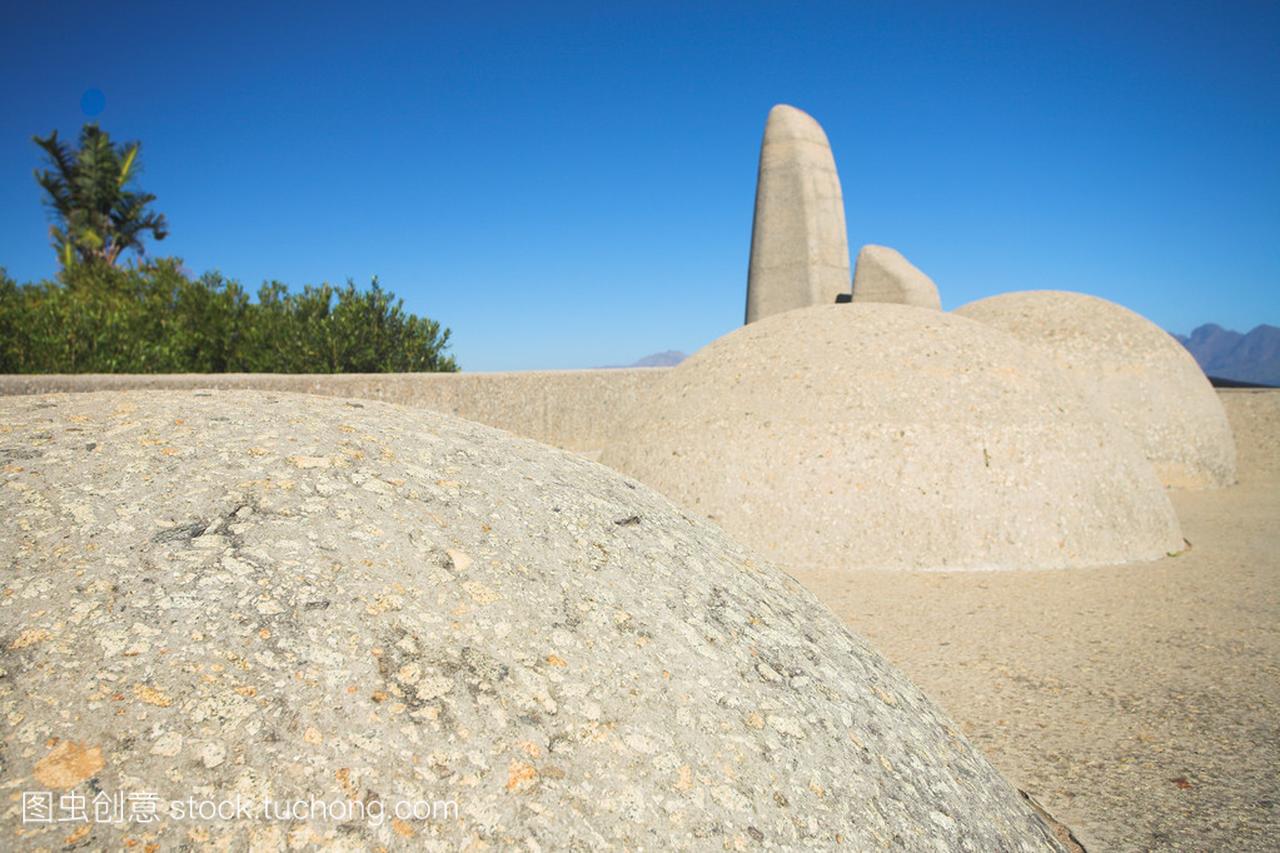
[1,1,1277,371]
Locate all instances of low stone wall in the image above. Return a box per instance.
[1218,388,1280,480]
[5,374,1272,475]
[0,369,670,458]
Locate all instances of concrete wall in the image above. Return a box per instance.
[0,369,671,459]
[1218,388,1280,480]
[4,374,1273,474]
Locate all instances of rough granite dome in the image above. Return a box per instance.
[955,290,1237,489]
[601,304,1184,572]
[0,390,1061,850]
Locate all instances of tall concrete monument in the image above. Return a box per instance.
[852,244,943,310]
[744,104,851,323]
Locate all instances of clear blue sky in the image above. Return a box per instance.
[1,1,1277,370]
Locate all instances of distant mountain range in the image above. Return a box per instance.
[628,350,687,367]
[599,351,688,369]
[1174,324,1280,387]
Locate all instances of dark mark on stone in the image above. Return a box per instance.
[1018,790,1088,852]
[304,600,331,611]
[152,520,209,543]
[613,515,641,527]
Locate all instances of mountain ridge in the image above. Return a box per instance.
[1174,323,1280,386]
[598,351,688,369]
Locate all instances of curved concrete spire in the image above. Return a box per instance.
[744,104,851,324]
[852,244,943,310]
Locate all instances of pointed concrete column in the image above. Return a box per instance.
[744,105,851,324]
[851,245,942,310]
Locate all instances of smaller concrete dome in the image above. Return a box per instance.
[601,303,1183,572]
[955,291,1236,489]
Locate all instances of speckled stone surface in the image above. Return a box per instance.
[852,245,942,310]
[745,105,851,324]
[955,290,1237,489]
[0,390,1061,850]
[602,303,1184,572]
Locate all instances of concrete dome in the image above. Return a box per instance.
[601,304,1183,572]
[1,390,1061,849]
[955,290,1236,489]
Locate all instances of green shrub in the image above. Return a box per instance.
[0,261,457,374]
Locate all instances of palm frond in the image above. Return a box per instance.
[118,144,138,188]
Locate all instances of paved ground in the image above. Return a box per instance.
[792,390,1279,851]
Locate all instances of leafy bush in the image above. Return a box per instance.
[0,261,457,374]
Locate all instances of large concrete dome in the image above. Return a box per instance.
[954,290,1237,489]
[601,304,1183,572]
[0,390,1061,849]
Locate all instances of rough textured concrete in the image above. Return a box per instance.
[0,390,1062,850]
[744,105,851,324]
[0,369,668,461]
[602,303,1184,572]
[793,389,1280,851]
[1220,388,1280,478]
[851,245,942,310]
[955,291,1237,489]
